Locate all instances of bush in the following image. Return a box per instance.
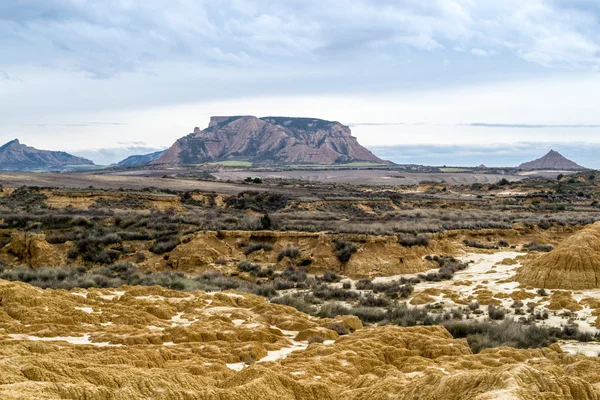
[318,302,351,319]
[313,285,360,301]
[237,260,261,275]
[463,240,498,250]
[444,319,557,353]
[327,322,350,335]
[488,305,506,320]
[321,270,341,283]
[271,294,317,314]
[150,238,178,254]
[356,278,374,290]
[280,266,307,282]
[307,335,325,344]
[523,243,554,252]
[358,294,390,307]
[350,307,387,323]
[398,235,430,247]
[277,247,301,262]
[332,239,357,263]
[243,242,273,256]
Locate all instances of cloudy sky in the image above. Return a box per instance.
[1,0,600,166]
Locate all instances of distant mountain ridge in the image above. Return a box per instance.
[0,139,94,171]
[154,116,385,165]
[117,150,167,166]
[518,150,585,170]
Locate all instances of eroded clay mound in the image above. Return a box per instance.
[0,280,600,399]
[159,230,455,278]
[516,222,600,289]
[1,232,64,267]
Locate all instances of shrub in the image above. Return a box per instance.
[359,294,390,308]
[243,242,273,256]
[307,335,325,344]
[273,278,295,290]
[277,247,300,262]
[280,266,307,282]
[463,240,498,250]
[313,285,360,301]
[322,270,341,283]
[523,243,554,252]
[398,235,430,247]
[332,239,357,263]
[250,283,276,298]
[327,322,350,335]
[488,305,506,320]
[150,238,178,254]
[444,319,557,353]
[356,279,373,290]
[318,302,351,319]
[237,260,261,275]
[271,294,317,314]
[350,307,387,323]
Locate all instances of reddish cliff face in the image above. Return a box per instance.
[154,116,384,165]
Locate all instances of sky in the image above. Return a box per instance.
[1,0,600,166]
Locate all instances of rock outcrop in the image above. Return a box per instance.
[516,222,600,289]
[0,280,600,399]
[154,116,384,165]
[0,139,94,171]
[1,232,63,267]
[518,150,585,170]
[152,230,455,278]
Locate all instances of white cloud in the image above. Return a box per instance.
[1,0,600,152]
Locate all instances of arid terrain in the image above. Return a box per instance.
[2,169,600,398]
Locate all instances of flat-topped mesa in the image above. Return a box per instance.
[208,116,236,128]
[154,115,384,165]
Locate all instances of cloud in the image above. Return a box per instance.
[31,122,128,127]
[348,122,426,127]
[2,0,600,79]
[461,123,600,128]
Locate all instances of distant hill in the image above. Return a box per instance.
[518,150,585,170]
[154,116,385,165]
[117,150,167,166]
[0,139,94,171]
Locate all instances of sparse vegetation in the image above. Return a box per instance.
[332,239,357,263]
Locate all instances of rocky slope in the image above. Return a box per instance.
[1,279,600,399]
[0,139,94,171]
[516,222,600,289]
[117,150,166,166]
[154,116,384,165]
[518,150,585,170]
